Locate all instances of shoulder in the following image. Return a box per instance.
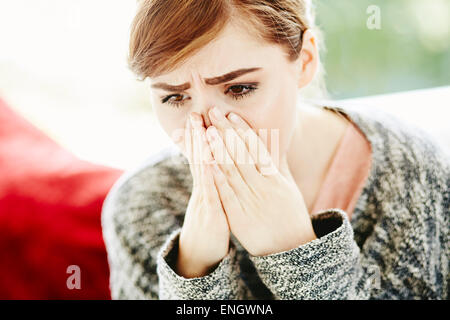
[324,103,449,298]
[100,145,193,298]
[323,102,450,192]
[101,147,192,299]
[101,144,192,266]
[328,102,449,222]
[102,145,192,222]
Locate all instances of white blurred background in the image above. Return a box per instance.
[0,0,172,170]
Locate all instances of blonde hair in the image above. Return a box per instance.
[128,0,328,99]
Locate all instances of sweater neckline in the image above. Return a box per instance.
[320,104,383,232]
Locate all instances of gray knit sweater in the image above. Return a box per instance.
[101,104,449,300]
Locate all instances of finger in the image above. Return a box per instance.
[208,107,260,183]
[225,113,258,167]
[185,117,196,177]
[195,122,229,227]
[210,160,243,221]
[196,115,215,165]
[200,160,229,227]
[226,111,278,176]
[206,125,252,195]
[190,115,203,188]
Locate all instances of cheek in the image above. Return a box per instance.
[244,87,298,157]
[154,105,188,151]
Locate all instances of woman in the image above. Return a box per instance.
[101,0,449,299]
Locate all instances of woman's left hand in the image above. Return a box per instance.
[203,107,317,257]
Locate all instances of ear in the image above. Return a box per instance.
[295,29,319,89]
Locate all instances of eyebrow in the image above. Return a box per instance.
[151,67,262,92]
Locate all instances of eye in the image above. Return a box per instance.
[160,83,259,108]
[161,93,190,108]
[225,83,258,101]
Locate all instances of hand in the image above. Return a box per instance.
[176,113,231,278]
[205,107,317,257]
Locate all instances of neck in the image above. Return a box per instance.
[284,102,349,214]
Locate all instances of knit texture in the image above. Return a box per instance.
[101,104,449,300]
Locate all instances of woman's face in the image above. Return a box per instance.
[149,20,311,166]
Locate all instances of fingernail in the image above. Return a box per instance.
[189,113,201,127]
[211,107,222,120]
[206,126,218,141]
[228,112,240,124]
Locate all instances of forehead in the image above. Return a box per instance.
[151,21,288,84]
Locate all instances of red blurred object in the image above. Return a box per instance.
[0,97,123,299]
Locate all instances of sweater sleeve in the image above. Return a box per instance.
[156,228,250,300]
[248,209,382,300]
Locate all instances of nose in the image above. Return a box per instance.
[198,105,234,128]
[196,105,231,128]
[189,74,231,128]
[190,98,225,129]
[200,108,212,128]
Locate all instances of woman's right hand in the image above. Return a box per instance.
[176,112,231,278]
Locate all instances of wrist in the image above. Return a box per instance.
[175,252,220,278]
[253,222,317,257]
[284,220,317,250]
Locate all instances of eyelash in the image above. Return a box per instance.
[160,83,259,108]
